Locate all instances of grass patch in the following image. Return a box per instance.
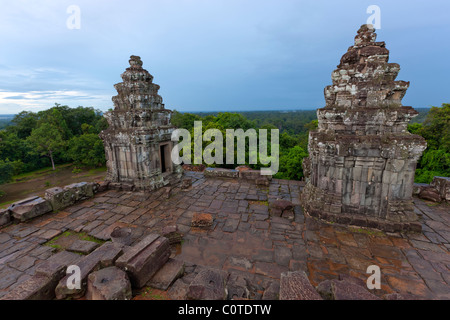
[139,287,168,300]
[44,230,105,252]
[12,163,72,183]
[248,200,269,206]
[77,166,107,178]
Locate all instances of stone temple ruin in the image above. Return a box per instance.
[99,55,182,191]
[301,25,427,233]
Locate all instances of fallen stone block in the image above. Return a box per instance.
[204,167,239,179]
[191,213,213,229]
[168,278,190,300]
[86,266,132,300]
[55,242,123,299]
[161,225,183,245]
[262,281,280,300]
[279,271,322,300]
[419,186,441,202]
[110,227,133,246]
[187,268,228,300]
[226,274,250,300]
[1,251,81,300]
[67,240,100,255]
[316,278,381,300]
[97,181,110,192]
[413,183,429,196]
[431,176,450,202]
[0,208,11,227]
[44,187,74,212]
[147,258,185,290]
[9,196,53,222]
[115,234,170,288]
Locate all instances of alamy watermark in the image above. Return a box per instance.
[367,5,381,29]
[367,265,381,289]
[66,5,81,30]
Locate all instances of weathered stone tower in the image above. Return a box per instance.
[301,25,427,232]
[100,55,182,191]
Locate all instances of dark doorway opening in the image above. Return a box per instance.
[160,144,168,173]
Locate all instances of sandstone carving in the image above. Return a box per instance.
[301,25,427,232]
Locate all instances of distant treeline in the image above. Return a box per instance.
[0,104,107,184]
[0,104,447,187]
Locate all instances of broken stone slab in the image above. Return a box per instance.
[204,167,239,179]
[187,268,228,300]
[226,274,250,300]
[161,225,183,245]
[419,186,442,203]
[191,213,213,229]
[45,182,96,211]
[431,176,450,203]
[8,196,53,222]
[181,177,192,190]
[55,242,124,299]
[316,278,381,300]
[115,234,170,288]
[97,181,109,192]
[413,183,429,195]
[147,258,185,290]
[262,281,280,300]
[239,169,273,182]
[67,240,100,255]
[86,266,132,300]
[1,251,81,300]
[279,271,322,300]
[168,278,190,300]
[0,208,11,227]
[110,227,133,246]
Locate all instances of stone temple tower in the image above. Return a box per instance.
[301,25,427,232]
[100,55,182,191]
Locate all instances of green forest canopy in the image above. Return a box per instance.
[0,104,447,186]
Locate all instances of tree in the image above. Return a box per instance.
[67,133,106,167]
[0,160,14,184]
[26,123,65,170]
[275,146,308,180]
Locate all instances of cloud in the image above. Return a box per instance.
[0,89,110,113]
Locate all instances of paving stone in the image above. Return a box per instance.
[67,240,100,254]
[0,267,23,290]
[147,258,185,290]
[8,255,37,272]
[223,219,240,233]
[187,268,228,300]
[115,234,170,288]
[86,266,132,300]
[279,271,322,300]
[274,246,292,267]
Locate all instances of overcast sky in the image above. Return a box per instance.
[0,0,448,114]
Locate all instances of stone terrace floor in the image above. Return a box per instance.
[0,171,449,299]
